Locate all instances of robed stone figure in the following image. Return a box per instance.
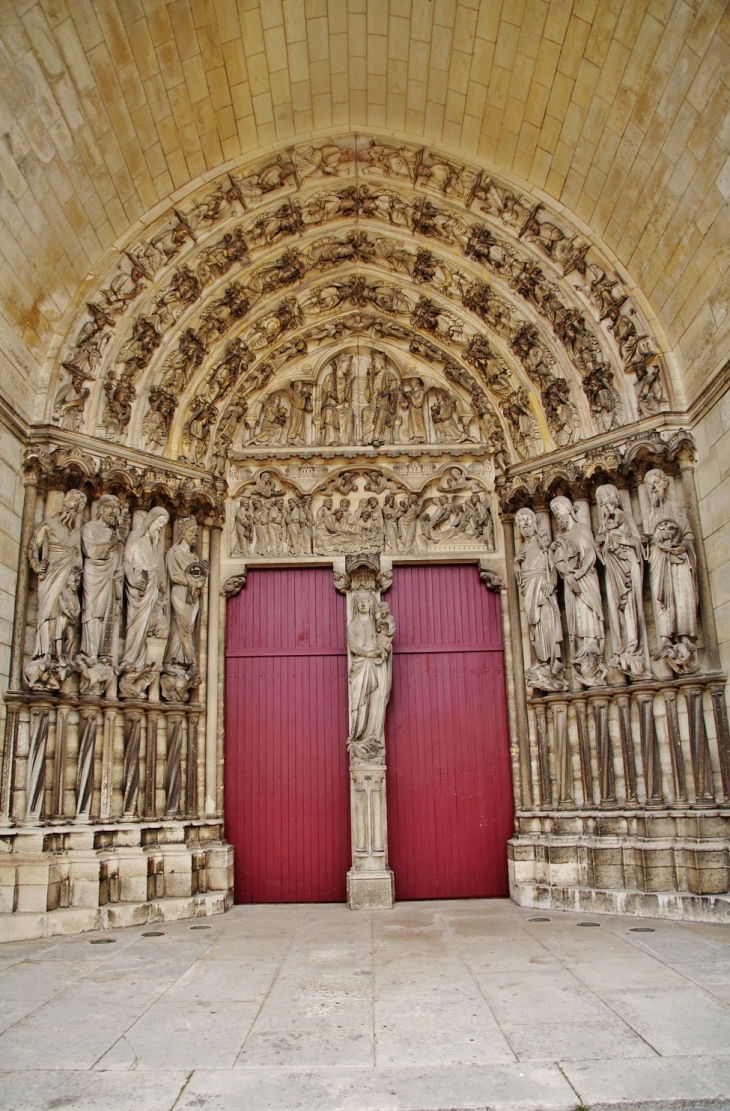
[595,484,647,679]
[643,467,698,672]
[514,507,567,691]
[161,516,210,701]
[550,496,606,687]
[120,507,170,690]
[25,489,87,689]
[80,494,124,663]
[346,590,395,763]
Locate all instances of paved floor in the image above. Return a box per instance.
[0,901,730,1111]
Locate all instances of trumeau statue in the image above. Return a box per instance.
[25,490,87,691]
[550,495,607,688]
[161,517,210,702]
[346,590,395,765]
[643,467,699,674]
[595,484,648,679]
[119,507,170,699]
[514,508,567,692]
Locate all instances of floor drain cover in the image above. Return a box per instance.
[190,924,212,930]
[142,931,165,937]
[577,922,600,927]
[528,917,551,922]
[90,938,116,944]
[629,927,656,932]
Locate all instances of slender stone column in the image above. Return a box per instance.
[534,702,552,808]
[592,695,616,807]
[552,699,573,807]
[709,683,730,802]
[1,471,39,825]
[205,527,222,815]
[76,706,98,820]
[615,694,637,805]
[574,696,593,806]
[502,515,533,807]
[684,685,715,806]
[636,693,663,806]
[663,689,687,803]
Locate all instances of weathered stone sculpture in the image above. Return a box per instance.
[346,590,395,764]
[161,517,210,701]
[25,489,87,690]
[119,507,170,698]
[550,495,606,687]
[643,468,698,673]
[514,508,567,692]
[78,494,128,696]
[595,484,647,679]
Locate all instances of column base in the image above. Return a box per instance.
[347,868,394,909]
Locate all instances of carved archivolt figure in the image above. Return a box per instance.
[514,508,567,692]
[643,468,698,673]
[550,496,606,687]
[595,485,647,679]
[80,494,125,664]
[347,590,395,764]
[162,517,210,701]
[25,490,87,689]
[120,507,170,688]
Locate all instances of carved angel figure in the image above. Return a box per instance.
[514,508,567,692]
[643,468,698,673]
[25,490,87,690]
[595,485,647,679]
[347,590,395,764]
[550,496,606,687]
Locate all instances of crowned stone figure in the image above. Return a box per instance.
[346,590,395,764]
[161,516,210,702]
[514,507,567,692]
[119,506,170,698]
[643,468,698,673]
[550,495,606,687]
[25,489,87,690]
[595,484,648,679]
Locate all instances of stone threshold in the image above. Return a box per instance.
[512,881,730,922]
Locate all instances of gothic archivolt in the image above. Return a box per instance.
[48,134,670,475]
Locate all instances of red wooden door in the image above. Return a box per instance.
[386,565,514,900]
[225,568,350,903]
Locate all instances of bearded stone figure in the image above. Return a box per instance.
[80,494,125,663]
[161,516,210,702]
[514,508,567,692]
[119,507,170,699]
[550,496,607,687]
[25,489,87,690]
[595,484,648,679]
[643,468,698,673]
[346,590,395,764]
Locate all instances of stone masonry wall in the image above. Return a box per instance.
[695,380,730,673]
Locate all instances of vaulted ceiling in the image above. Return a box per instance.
[0,0,729,425]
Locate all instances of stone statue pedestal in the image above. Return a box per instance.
[347,764,394,909]
[347,868,394,909]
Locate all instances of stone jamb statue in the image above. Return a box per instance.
[346,589,395,764]
[25,489,87,691]
[119,506,170,699]
[643,467,699,674]
[161,516,210,702]
[595,484,648,680]
[550,495,607,688]
[514,507,567,692]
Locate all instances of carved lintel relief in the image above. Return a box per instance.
[335,554,395,910]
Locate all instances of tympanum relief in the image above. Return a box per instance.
[229,465,495,559]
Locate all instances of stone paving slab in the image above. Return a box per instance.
[0,899,729,1109]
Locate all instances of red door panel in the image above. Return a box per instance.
[386,565,514,900]
[225,569,350,903]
